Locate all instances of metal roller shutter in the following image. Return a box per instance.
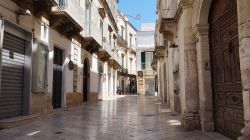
[0,32,25,119]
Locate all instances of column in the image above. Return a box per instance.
[194,25,214,132]
[238,0,250,139]
[180,2,200,130]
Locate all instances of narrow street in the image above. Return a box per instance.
[0,95,213,140]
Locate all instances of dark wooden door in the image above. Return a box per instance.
[83,59,89,101]
[209,0,244,139]
[52,47,63,109]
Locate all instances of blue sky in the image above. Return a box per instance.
[118,0,156,31]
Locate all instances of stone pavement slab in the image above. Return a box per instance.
[0,95,214,140]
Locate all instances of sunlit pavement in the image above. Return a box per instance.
[0,95,213,140]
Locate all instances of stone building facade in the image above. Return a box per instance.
[0,0,124,121]
[116,11,137,94]
[137,23,156,95]
[155,0,250,139]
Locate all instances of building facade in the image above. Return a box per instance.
[116,11,137,94]
[155,0,250,139]
[137,23,156,95]
[0,0,123,120]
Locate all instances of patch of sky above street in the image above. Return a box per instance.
[118,0,157,31]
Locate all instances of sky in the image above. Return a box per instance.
[118,0,157,31]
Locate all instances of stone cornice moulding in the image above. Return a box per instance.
[192,24,209,38]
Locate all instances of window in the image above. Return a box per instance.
[113,40,116,49]
[129,34,132,47]
[41,23,48,42]
[121,26,124,39]
[121,54,124,68]
[145,52,153,70]
[109,33,112,46]
[33,42,48,92]
[59,0,66,7]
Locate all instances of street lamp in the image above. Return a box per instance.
[124,14,141,20]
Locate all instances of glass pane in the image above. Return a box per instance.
[37,45,47,89]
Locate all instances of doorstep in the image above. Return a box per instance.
[205,132,232,140]
[0,115,39,129]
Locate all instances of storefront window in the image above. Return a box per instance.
[33,42,48,92]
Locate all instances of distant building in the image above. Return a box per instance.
[136,23,156,95]
[116,11,137,94]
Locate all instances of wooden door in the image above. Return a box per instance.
[83,59,89,101]
[209,0,244,139]
[52,47,63,109]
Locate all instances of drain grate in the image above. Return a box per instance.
[55,131,63,134]
[143,114,157,117]
[168,113,178,116]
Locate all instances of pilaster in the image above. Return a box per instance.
[237,0,250,139]
[193,24,214,132]
[179,2,200,130]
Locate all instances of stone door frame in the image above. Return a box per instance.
[193,0,250,137]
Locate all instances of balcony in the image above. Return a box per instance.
[118,68,128,76]
[158,0,180,33]
[96,41,112,62]
[81,20,103,54]
[128,45,136,54]
[151,52,157,70]
[108,51,122,70]
[155,45,166,58]
[117,34,128,48]
[12,0,58,17]
[51,0,84,37]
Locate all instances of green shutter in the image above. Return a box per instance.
[141,52,145,69]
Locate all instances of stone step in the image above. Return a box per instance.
[205,132,232,140]
[0,115,39,129]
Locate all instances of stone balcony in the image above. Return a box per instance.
[12,0,58,17]
[108,52,122,70]
[81,21,103,54]
[155,45,166,58]
[128,45,136,54]
[158,0,180,33]
[117,34,128,49]
[118,68,128,76]
[96,41,112,62]
[51,0,84,37]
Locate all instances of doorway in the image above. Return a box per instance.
[52,47,63,109]
[209,0,244,139]
[83,59,90,102]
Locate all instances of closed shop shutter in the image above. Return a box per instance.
[0,32,25,119]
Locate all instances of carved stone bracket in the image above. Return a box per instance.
[97,49,111,62]
[108,58,121,70]
[50,15,82,38]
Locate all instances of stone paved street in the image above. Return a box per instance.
[0,95,214,140]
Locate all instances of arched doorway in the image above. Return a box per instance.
[83,59,90,102]
[209,0,244,139]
